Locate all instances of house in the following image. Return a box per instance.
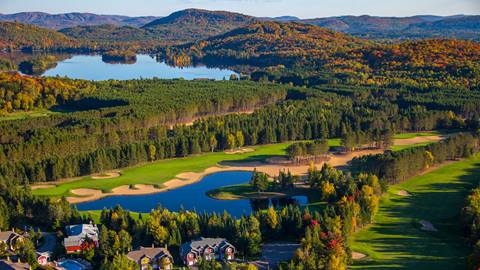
[180,237,235,266]
[0,260,30,270]
[63,224,99,254]
[126,246,173,270]
[0,231,24,252]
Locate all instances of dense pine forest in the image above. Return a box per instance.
[0,6,479,270]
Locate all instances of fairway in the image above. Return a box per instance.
[32,131,443,198]
[350,154,480,270]
[33,142,292,197]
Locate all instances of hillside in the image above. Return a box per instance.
[166,21,480,90]
[300,15,480,40]
[170,21,367,66]
[142,9,255,42]
[59,24,154,42]
[0,12,159,29]
[0,21,77,50]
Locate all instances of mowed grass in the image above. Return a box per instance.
[0,109,58,121]
[33,142,292,197]
[32,131,441,198]
[350,153,480,270]
[393,130,443,140]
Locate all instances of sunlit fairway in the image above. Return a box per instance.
[33,142,293,197]
[32,131,444,198]
[0,109,59,121]
[350,153,480,270]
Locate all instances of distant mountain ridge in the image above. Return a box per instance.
[0,12,160,29]
[141,9,255,43]
[1,10,479,42]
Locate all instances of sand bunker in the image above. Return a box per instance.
[352,252,367,260]
[419,220,438,232]
[31,184,56,190]
[394,135,443,146]
[397,190,411,197]
[224,148,255,155]
[91,171,121,179]
[66,149,386,204]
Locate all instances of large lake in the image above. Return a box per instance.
[75,171,308,217]
[42,54,238,81]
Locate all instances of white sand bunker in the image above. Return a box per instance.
[419,220,438,232]
[224,148,254,154]
[31,184,56,190]
[397,190,411,196]
[352,251,367,260]
[91,171,121,179]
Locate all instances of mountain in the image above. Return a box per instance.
[0,21,76,49]
[141,9,255,43]
[59,24,154,42]
[166,21,368,67]
[297,15,480,40]
[0,12,160,29]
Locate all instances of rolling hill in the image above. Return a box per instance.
[0,12,160,29]
[299,15,480,40]
[141,9,255,42]
[59,24,154,42]
[0,21,77,50]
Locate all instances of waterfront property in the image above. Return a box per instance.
[180,237,235,266]
[126,246,173,270]
[63,224,99,254]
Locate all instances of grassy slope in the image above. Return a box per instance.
[32,132,440,197]
[33,142,292,197]
[350,153,480,270]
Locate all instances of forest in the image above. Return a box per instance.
[1,73,479,183]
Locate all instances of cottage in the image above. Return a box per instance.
[0,260,30,270]
[180,237,235,266]
[63,224,99,254]
[0,231,24,252]
[126,246,173,270]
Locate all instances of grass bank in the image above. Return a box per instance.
[350,153,480,270]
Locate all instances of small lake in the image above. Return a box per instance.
[42,54,238,81]
[75,171,308,217]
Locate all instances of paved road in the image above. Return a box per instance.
[260,242,300,266]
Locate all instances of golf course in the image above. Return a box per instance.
[350,153,480,269]
[32,131,449,200]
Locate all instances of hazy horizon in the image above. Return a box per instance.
[1,0,479,19]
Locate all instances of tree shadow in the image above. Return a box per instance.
[352,161,480,270]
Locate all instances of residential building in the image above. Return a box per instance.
[126,246,173,270]
[0,231,24,252]
[63,224,99,254]
[180,237,235,266]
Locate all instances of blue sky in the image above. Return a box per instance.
[0,0,479,18]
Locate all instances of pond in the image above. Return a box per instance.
[41,54,238,81]
[75,171,308,217]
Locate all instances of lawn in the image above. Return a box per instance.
[393,130,443,140]
[0,109,58,121]
[32,131,446,198]
[33,142,292,197]
[350,153,480,270]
